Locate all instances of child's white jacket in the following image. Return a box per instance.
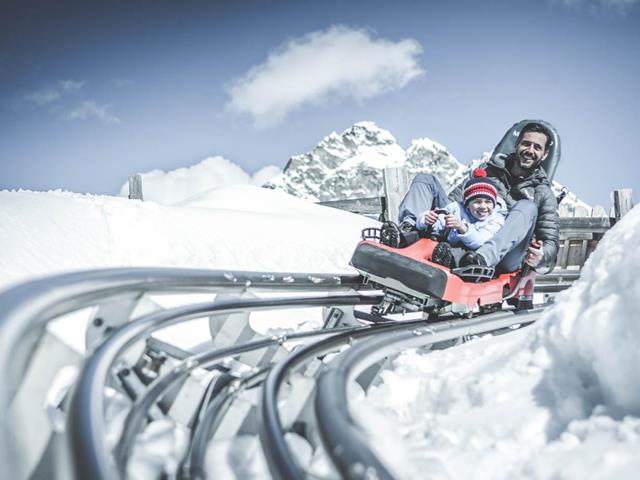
[416,198,507,250]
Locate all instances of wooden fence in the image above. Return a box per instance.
[317,168,635,274]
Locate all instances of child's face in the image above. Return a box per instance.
[468,198,494,220]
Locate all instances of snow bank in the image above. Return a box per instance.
[118,156,281,205]
[360,205,640,479]
[0,186,371,291]
[538,204,640,423]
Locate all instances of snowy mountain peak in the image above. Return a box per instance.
[302,121,403,169]
[404,137,468,191]
[265,122,461,202]
[342,121,399,147]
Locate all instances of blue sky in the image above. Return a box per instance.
[1,0,639,207]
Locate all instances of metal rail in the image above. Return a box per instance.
[0,265,566,480]
[183,368,269,480]
[259,316,434,480]
[68,293,380,479]
[0,267,364,480]
[119,321,364,478]
[314,307,545,479]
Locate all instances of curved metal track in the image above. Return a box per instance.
[260,308,545,480]
[0,266,556,480]
[314,308,544,479]
[0,268,364,480]
[183,367,269,480]
[259,316,431,479]
[69,294,379,479]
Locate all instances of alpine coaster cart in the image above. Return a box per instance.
[350,120,561,319]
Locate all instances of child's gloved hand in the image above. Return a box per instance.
[423,210,439,225]
[444,214,468,234]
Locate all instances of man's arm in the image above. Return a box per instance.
[447,178,467,203]
[534,187,560,271]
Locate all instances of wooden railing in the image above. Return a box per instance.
[317,168,635,274]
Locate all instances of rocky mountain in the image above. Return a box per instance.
[264,122,592,216]
[264,122,466,202]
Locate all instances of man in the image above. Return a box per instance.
[395,122,560,273]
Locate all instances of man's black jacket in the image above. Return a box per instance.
[449,153,560,271]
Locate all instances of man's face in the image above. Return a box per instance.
[515,131,549,170]
[467,197,494,221]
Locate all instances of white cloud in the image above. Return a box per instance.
[24,79,85,106]
[226,26,424,127]
[601,0,639,10]
[561,0,639,13]
[66,101,121,124]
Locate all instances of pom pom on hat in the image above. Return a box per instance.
[473,168,487,178]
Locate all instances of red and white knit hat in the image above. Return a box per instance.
[463,169,498,206]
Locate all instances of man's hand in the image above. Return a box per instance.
[524,239,543,267]
[443,214,468,234]
[423,210,439,225]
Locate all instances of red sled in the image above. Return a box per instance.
[350,227,536,317]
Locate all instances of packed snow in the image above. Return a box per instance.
[117,156,281,206]
[360,205,640,479]
[0,185,368,291]
[1,157,638,478]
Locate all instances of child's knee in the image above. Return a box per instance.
[411,173,438,185]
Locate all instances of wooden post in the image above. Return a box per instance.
[383,167,410,222]
[128,174,143,201]
[613,188,634,220]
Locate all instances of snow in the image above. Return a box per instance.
[359,204,640,479]
[0,185,369,291]
[2,166,639,478]
[539,205,640,419]
[117,156,281,206]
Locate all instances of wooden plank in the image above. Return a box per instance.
[128,174,143,200]
[383,167,410,223]
[613,189,634,220]
[559,232,593,241]
[540,270,581,282]
[559,239,570,269]
[559,217,611,231]
[579,239,589,266]
[586,239,599,262]
[567,240,584,266]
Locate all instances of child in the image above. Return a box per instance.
[416,169,506,268]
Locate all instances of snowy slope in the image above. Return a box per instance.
[0,186,371,291]
[2,165,634,479]
[117,156,281,206]
[360,205,640,479]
